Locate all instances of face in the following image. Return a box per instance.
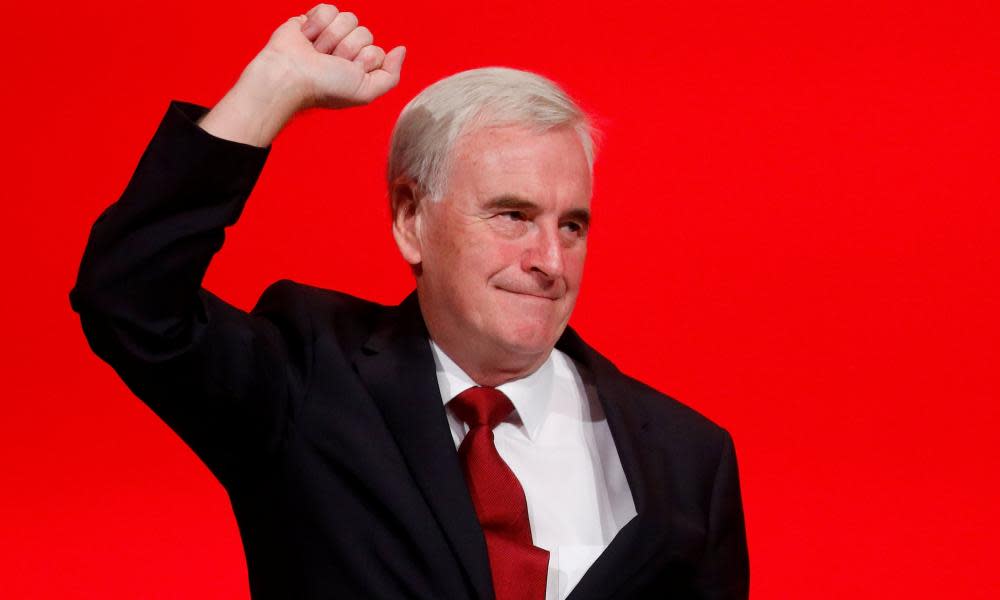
[396,124,592,373]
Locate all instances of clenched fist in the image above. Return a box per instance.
[266,5,406,109]
[200,4,406,147]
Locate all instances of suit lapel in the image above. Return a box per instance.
[558,328,672,600]
[353,293,493,600]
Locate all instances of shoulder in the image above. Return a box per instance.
[248,279,399,352]
[560,328,733,453]
[251,278,385,317]
[602,364,740,490]
[615,368,732,448]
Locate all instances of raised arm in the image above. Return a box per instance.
[69,5,404,485]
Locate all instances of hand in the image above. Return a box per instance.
[260,4,406,109]
[199,4,406,146]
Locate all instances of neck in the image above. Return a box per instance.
[446,340,548,387]
[419,311,552,387]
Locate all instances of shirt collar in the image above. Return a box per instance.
[429,339,554,442]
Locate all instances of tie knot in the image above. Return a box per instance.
[450,386,515,429]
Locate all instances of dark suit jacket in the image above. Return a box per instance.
[70,102,749,599]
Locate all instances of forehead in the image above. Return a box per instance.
[444,124,593,204]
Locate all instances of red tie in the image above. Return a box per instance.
[450,386,549,599]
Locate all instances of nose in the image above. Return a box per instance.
[521,224,564,280]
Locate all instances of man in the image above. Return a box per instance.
[70,4,749,599]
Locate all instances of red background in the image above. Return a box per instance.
[5,0,999,597]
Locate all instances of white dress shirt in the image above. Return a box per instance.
[430,341,637,600]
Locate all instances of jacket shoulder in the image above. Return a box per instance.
[252,279,385,315]
[250,279,392,327]
[571,335,733,450]
[249,279,393,355]
[619,371,730,444]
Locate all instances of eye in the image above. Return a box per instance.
[501,210,527,221]
[560,220,587,238]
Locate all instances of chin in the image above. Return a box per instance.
[495,322,563,358]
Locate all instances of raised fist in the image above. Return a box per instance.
[259,4,406,110]
[199,4,406,145]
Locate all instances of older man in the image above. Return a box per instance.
[70,4,749,599]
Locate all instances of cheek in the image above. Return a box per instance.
[475,242,526,281]
[565,248,588,286]
[438,246,510,306]
[423,224,476,282]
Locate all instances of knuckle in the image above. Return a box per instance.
[315,4,338,20]
[340,11,358,26]
[347,32,368,49]
[314,26,333,43]
[338,39,362,55]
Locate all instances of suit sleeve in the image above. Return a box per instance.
[69,101,308,486]
[692,431,751,599]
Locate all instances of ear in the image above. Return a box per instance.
[391,178,424,266]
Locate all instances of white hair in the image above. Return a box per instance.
[387,67,597,201]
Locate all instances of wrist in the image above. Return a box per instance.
[241,49,311,110]
[198,53,308,147]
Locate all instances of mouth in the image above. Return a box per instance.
[495,287,562,301]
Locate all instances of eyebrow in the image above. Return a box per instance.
[484,194,591,226]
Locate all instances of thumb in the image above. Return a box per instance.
[269,14,308,39]
[382,46,407,77]
[357,46,406,102]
